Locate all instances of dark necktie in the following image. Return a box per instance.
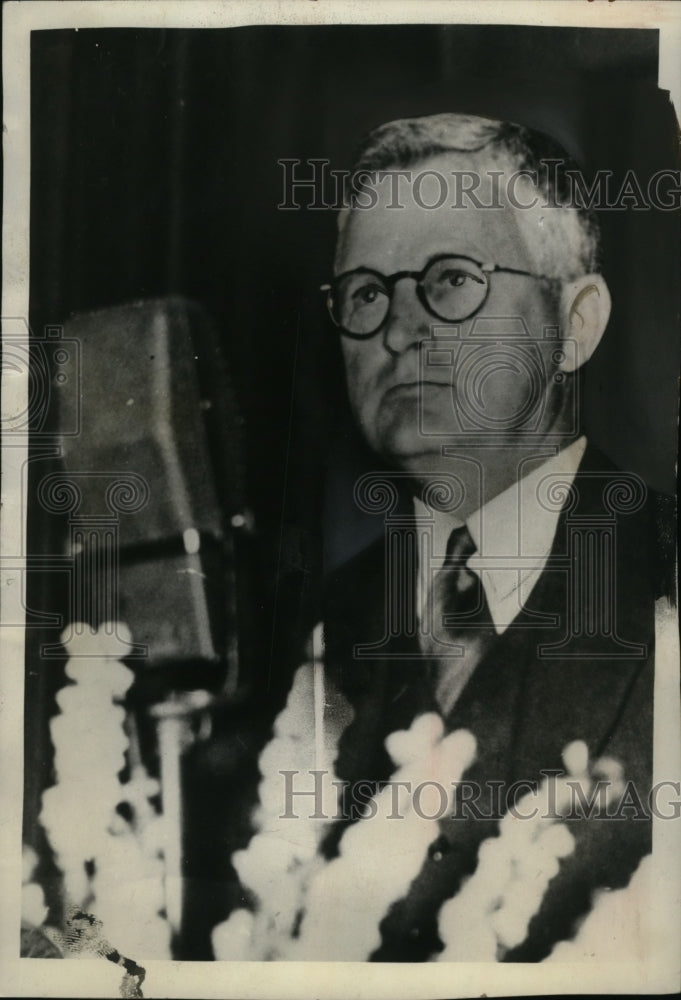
[421,525,496,716]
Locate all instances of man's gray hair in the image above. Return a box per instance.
[339,112,602,279]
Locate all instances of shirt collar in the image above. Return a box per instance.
[414,437,587,634]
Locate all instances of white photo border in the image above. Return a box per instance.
[2,2,680,997]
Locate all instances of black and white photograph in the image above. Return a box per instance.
[1,2,680,997]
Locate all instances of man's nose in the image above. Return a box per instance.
[382,279,432,356]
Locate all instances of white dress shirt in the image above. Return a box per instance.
[414,437,587,634]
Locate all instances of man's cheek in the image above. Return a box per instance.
[342,349,360,385]
[344,354,372,412]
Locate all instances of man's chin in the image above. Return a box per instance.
[372,425,446,472]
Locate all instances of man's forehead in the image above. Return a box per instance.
[335,151,534,274]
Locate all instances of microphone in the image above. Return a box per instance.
[54,296,255,698]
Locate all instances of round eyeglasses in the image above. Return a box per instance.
[321,253,549,339]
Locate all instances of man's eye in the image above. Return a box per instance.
[440,270,475,288]
[353,284,384,306]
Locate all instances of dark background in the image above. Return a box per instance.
[24,24,680,958]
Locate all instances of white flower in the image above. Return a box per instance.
[40,622,171,959]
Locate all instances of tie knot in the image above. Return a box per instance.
[445,524,476,562]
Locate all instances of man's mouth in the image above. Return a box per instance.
[383,379,451,397]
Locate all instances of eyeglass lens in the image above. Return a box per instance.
[333,256,489,335]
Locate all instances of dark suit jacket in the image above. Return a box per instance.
[316,447,674,961]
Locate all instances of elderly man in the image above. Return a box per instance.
[218,113,670,963]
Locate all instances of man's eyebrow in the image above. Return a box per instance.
[335,246,491,275]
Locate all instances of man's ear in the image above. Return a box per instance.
[558,273,611,373]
